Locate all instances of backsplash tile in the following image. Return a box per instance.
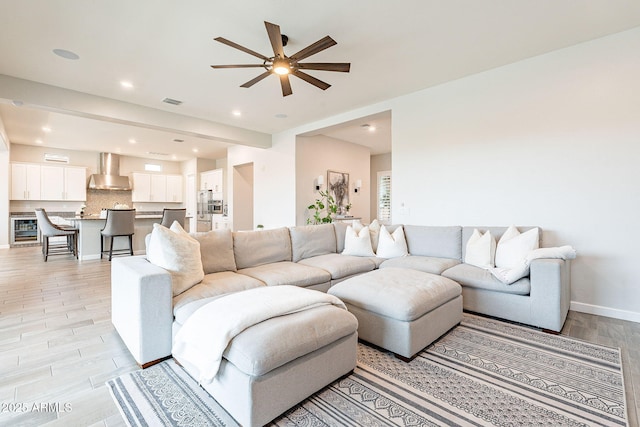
[85,190,133,215]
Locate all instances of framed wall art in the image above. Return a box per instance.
[327,170,350,215]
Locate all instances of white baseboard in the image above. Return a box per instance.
[570,301,640,324]
[0,244,9,249]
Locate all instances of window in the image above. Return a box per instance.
[144,163,162,172]
[377,170,391,223]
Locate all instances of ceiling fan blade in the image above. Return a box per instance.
[240,71,271,88]
[211,64,266,69]
[265,21,285,58]
[214,37,269,61]
[296,62,350,72]
[292,70,331,90]
[290,36,337,61]
[280,74,293,97]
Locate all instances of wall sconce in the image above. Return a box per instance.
[315,175,324,191]
[354,179,362,193]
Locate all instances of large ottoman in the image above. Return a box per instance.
[329,267,462,359]
[173,287,359,427]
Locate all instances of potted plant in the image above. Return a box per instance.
[307,190,338,224]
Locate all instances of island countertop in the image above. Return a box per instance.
[72,214,163,220]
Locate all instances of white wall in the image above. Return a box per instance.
[226,134,295,230]
[389,28,640,321]
[296,135,371,225]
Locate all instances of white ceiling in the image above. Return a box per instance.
[0,1,639,160]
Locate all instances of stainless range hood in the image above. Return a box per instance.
[88,153,132,190]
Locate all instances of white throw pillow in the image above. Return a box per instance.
[495,226,539,269]
[368,219,381,253]
[376,225,408,258]
[342,225,375,257]
[147,222,204,296]
[465,229,496,269]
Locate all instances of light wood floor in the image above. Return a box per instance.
[1,246,638,426]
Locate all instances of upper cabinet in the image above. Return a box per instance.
[200,169,223,192]
[11,163,41,200]
[132,173,183,203]
[40,165,87,201]
[166,175,183,202]
[11,163,86,201]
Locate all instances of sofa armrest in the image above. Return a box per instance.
[529,258,571,332]
[111,256,173,367]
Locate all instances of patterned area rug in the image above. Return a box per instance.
[107,314,628,426]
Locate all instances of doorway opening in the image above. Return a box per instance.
[233,162,254,231]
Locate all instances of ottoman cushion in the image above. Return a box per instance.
[225,304,358,376]
[329,267,462,322]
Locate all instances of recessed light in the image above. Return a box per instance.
[52,49,79,60]
[42,126,51,133]
[35,139,43,144]
[129,138,137,144]
[368,126,376,132]
[192,148,199,153]
[172,155,177,160]
[275,113,288,119]
[232,110,241,117]
[120,81,134,89]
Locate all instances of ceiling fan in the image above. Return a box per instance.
[211,21,350,97]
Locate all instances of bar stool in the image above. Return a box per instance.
[100,209,135,261]
[34,208,78,261]
[160,208,186,228]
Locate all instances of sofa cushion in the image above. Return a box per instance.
[329,268,461,322]
[147,222,204,296]
[403,225,462,260]
[238,261,331,288]
[173,271,265,317]
[380,255,460,274]
[298,253,375,280]
[193,229,237,273]
[233,227,292,269]
[333,222,349,254]
[442,263,531,295]
[224,304,358,376]
[289,223,337,262]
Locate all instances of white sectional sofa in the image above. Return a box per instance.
[111,223,572,368]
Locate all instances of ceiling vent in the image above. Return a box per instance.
[162,97,183,106]
[44,153,69,163]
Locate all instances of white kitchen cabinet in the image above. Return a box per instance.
[200,169,223,192]
[150,174,167,202]
[131,173,151,202]
[132,173,182,202]
[212,214,232,230]
[11,163,41,200]
[166,175,183,202]
[11,163,86,201]
[64,167,88,200]
[40,165,87,201]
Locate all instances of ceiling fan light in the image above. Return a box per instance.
[272,58,291,75]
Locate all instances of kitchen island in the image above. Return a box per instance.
[67,214,162,261]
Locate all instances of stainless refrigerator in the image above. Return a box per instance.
[197,190,223,231]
